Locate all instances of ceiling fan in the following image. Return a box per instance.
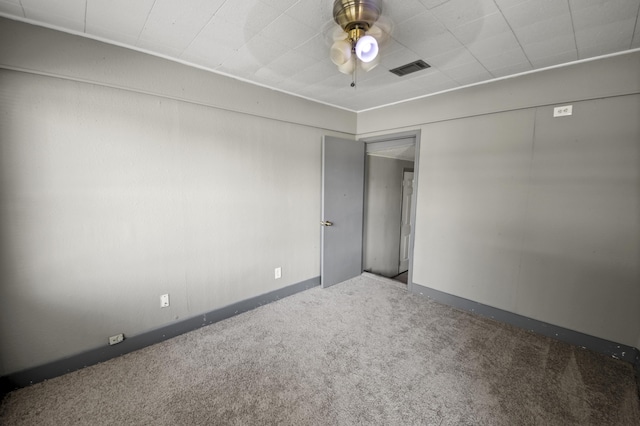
[328,0,391,86]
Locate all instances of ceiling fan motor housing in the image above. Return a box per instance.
[333,0,382,34]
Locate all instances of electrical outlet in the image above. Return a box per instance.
[274,267,282,279]
[160,293,170,308]
[553,105,572,117]
[109,333,124,346]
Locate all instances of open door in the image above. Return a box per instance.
[321,136,365,288]
[399,171,414,272]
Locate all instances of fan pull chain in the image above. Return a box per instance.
[351,58,357,88]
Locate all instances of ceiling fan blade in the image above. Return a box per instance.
[369,15,392,41]
[368,24,383,40]
[360,54,380,72]
[322,20,348,47]
[330,25,347,42]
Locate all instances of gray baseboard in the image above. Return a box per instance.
[411,283,640,368]
[0,277,320,397]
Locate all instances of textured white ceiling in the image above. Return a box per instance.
[1,0,639,112]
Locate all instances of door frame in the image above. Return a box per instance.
[360,130,421,292]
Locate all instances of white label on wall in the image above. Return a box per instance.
[553,105,573,117]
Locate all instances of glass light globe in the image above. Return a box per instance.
[355,35,379,63]
[330,39,353,66]
[338,56,356,74]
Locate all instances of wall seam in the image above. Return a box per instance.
[512,108,538,314]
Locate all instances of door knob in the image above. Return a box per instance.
[321,221,333,227]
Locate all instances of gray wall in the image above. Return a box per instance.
[358,51,640,349]
[1,16,639,378]
[0,19,354,376]
[363,156,413,277]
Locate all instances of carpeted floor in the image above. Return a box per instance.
[1,273,639,425]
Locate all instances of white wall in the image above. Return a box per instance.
[358,51,640,349]
[0,19,355,375]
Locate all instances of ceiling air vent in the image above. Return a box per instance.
[389,60,431,77]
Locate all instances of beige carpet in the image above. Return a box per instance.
[1,273,638,425]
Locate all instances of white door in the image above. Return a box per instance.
[321,136,365,288]
[399,171,414,272]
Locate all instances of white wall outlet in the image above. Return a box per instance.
[109,333,124,346]
[274,267,282,279]
[553,105,573,117]
[160,293,170,308]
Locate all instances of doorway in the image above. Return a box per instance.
[320,131,420,290]
[362,131,420,289]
